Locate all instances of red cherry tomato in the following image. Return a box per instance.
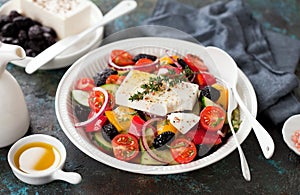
[111,50,134,66]
[194,72,216,88]
[135,58,153,66]
[105,75,125,85]
[200,106,226,132]
[111,133,139,161]
[88,90,105,113]
[88,89,114,113]
[75,78,95,91]
[184,53,208,72]
[170,138,197,164]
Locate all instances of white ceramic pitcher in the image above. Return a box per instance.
[0,42,29,147]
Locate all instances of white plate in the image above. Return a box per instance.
[55,37,257,174]
[0,0,104,70]
[282,114,300,155]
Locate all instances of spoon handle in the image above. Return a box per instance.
[25,0,137,74]
[227,89,251,181]
[232,88,275,159]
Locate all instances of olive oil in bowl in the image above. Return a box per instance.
[14,142,61,174]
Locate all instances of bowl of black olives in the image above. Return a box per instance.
[0,1,104,70]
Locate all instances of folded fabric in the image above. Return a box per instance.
[142,0,300,125]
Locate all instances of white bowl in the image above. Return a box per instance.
[282,114,300,155]
[0,0,104,70]
[55,37,257,174]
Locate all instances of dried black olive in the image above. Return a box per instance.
[93,68,118,87]
[200,86,220,102]
[28,25,44,40]
[0,15,10,29]
[1,23,18,37]
[152,131,175,149]
[102,123,119,142]
[13,16,34,30]
[177,58,188,69]
[74,104,90,122]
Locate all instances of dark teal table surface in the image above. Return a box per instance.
[1,0,300,194]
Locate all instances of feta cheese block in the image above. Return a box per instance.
[19,0,92,39]
[167,113,200,134]
[115,70,200,116]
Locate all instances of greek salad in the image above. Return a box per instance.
[71,48,241,165]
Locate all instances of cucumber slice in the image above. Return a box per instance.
[140,151,166,165]
[153,149,178,165]
[100,84,119,96]
[93,131,112,152]
[72,90,90,107]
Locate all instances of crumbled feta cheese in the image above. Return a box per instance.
[167,113,200,134]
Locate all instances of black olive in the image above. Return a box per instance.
[177,58,188,69]
[25,48,37,57]
[43,32,56,46]
[93,68,118,87]
[0,15,10,29]
[8,10,21,21]
[200,86,220,102]
[41,26,57,38]
[101,123,119,142]
[74,104,90,122]
[13,16,34,30]
[1,23,18,37]
[18,30,28,45]
[133,53,157,62]
[28,25,44,40]
[1,36,13,44]
[152,131,175,149]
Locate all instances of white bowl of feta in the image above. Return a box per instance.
[0,0,103,70]
[55,37,257,174]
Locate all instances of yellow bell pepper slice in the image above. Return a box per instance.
[105,106,136,133]
[157,119,178,135]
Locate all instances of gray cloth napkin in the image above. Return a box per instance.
[142,0,300,125]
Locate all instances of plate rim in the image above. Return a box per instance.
[0,0,104,70]
[55,37,258,174]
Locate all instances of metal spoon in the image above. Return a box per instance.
[206,46,275,159]
[25,0,137,74]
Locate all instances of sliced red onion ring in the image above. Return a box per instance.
[141,117,169,164]
[165,50,182,70]
[75,87,109,128]
[108,58,160,71]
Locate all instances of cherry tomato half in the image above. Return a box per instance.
[135,58,153,66]
[105,75,126,85]
[184,53,208,72]
[170,138,197,164]
[75,78,95,91]
[111,50,134,66]
[88,90,105,113]
[88,89,114,113]
[111,133,139,161]
[200,106,226,132]
[194,72,216,88]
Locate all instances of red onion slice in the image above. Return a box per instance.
[75,87,109,127]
